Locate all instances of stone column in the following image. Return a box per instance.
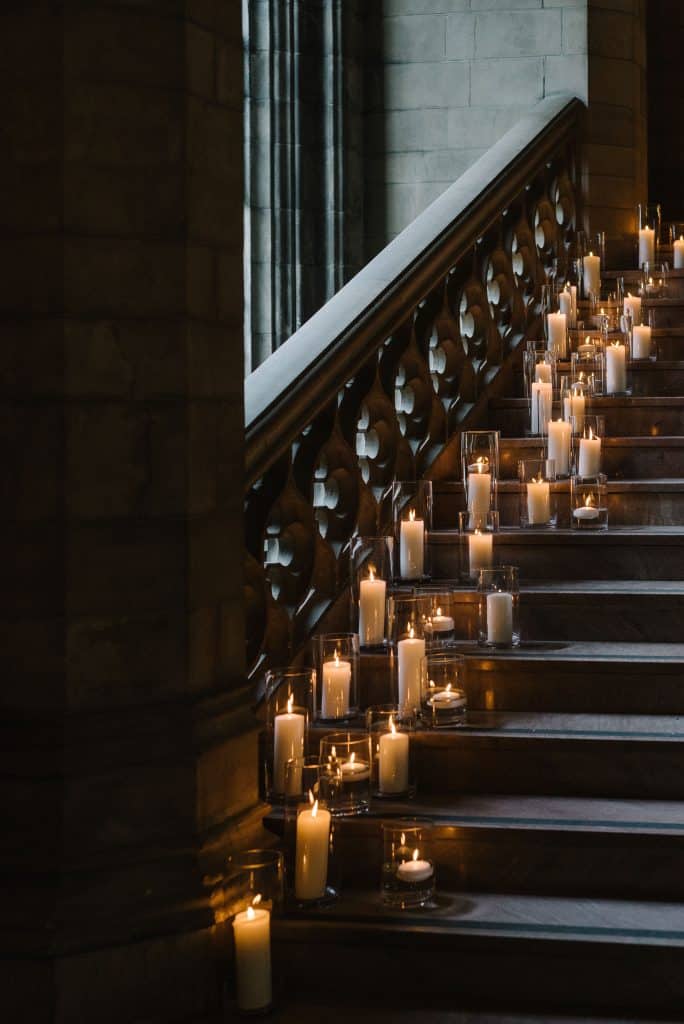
[0,3,261,1020]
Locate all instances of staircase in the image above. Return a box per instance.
[266,287,684,1020]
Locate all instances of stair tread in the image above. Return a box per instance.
[416,710,684,740]
[279,889,684,947]
[266,1008,660,1024]
[432,526,684,539]
[492,396,684,407]
[447,638,684,661]
[443,479,684,491]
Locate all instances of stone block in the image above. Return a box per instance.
[448,105,524,148]
[586,101,636,148]
[384,14,446,63]
[188,321,242,399]
[0,80,62,163]
[384,0,467,13]
[0,616,65,711]
[445,13,476,59]
[186,21,215,98]
[589,8,634,61]
[585,173,636,210]
[188,401,243,517]
[186,95,241,180]
[0,237,63,315]
[0,318,64,398]
[584,142,635,179]
[64,163,185,238]
[385,107,450,151]
[217,242,246,325]
[0,162,61,234]
[562,6,587,54]
[187,244,216,320]
[196,727,260,830]
[590,56,639,109]
[475,10,561,58]
[470,58,543,106]
[217,35,243,108]
[471,0,542,7]
[0,402,62,520]
[188,169,242,244]
[545,53,588,102]
[384,60,469,110]
[1,521,64,616]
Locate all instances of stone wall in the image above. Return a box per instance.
[647,0,684,221]
[0,2,260,1020]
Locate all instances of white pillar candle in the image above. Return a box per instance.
[559,289,572,321]
[638,227,655,269]
[232,902,272,1013]
[358,569,386,645]
[526,478,550,525]
[486,591,513,645]
[570,285,577,327]
[397,850,433,884]
[535,361,552,384]
[583,252,601,297]
[674,236,684,270]
[399,510,424,579]
[468,530,493,578]
[273,698,305,794]
[321,654,351,719]
[563,391,585,434]
[397,628,425,712]
[606,342,627,394]
[295,798,331,901]
[378,717,409,795]
[632,324,652,359]
[624,293,641,325]
[578,434,601,477]
[531,381,553,434]
[547,311,567,359]
[547,418,572,476]
[467,459,491,524]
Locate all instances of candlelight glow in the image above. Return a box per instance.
[311,799,319,818]
[246,906,256,921]
[436,606,442,616]
[585,493,596,508]
[334,650,340,668]
[286,695,293,714]
[409,508,416,522]
[611,341,622,349]
[476,456,489,472]
[252,893,262,907]
[368,564,376,581]
[308,788,315,805]
[389,715,396,735]
[400,832,406,846]
[408,625,415,640]
[412,848,419,862]
[588,426,594,440]
[446,683,452,694]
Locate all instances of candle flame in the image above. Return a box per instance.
[436,606,442,616]
[648,277,653,285]
[246,906,256,920]
[429,679,435,689]
[334,650,340,668]
[350,752,356,765]
[400,833,406,846]
[476,456,489,472]
[409,508,416,522]
[389,715,396,735]
[368,564,376,582]
[474,528,482,537]
[408,625,415,639]
[585,493,596,508]
[308,788,315,805]
[589,251,593,257]
[446,683,452,693]
[680,236,683,242]
[412,848,419,862]
[331,745,337,759]
[311,798,319,818]
[588,426,594,440]
[286,695,293,715]
[627,291,632,298]
[252,893,262,907]
[585,336,591,345]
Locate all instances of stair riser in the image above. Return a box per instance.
[656,335,684,359]
[274,924,684,1015]
[434,488,684,528]
[430,535,684,581]
[513,366,684,397]
[498,440,684,480]
[491,404,684,437]
[360,654,684,713]
[648,302,684,329]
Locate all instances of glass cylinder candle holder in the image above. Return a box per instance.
[637,202,661,270]
[630,308,656,361]
[315,633,360,723]
[530,376,553,436]
[546,418,573,479]
[420,651,467,728]
[293,792,336,905]
[571,474,608,530]
[457,510,498,583]
[350,535,393,649]
[392,480,432,582]
[229,849,286,915]
[640,264,662,299]
[477,566,520,648]
[562,380,586,434]
[461,431,499,525]
[524,348,556,399]
[264,668,314,802]
[671,227,684,269]
[387,595,430,714]
[318,732,372,817]
[582,250,601,301]
[283,756,322,879]
[576,416,604,478]
[366,705,415,799]
[413,588,461,646]
[546,309,568,360]
[518,458,557,528]
[381,819,435,908]
[571,348,604,396]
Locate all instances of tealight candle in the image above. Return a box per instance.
[632,324,652,359]
[339,752,370,781]
[295,796,331,901]
[486,591,513,645]
[578,431,601,477]
[378,716,409,795]
[396,849,434,884]
[358,566,386,645]
[578,335,597,356]
[468,530,493,578]
[547,311,567,359]
[606,341,627,394]
[674,236,684,270]
[547,418,572,476]
[321,652,351,719]
[397,626,425,713]
[430,606,455,633]
[467,457,491,525]
[526,476,551,525]
[232,898,272,1013]
[638,226,655,269]
[273,696,305,795]
[429,683,466,709]
[573,495,600,521]
[400,509,424,579]
[583,251,601,297]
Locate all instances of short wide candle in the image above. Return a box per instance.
[232,902,272,1013]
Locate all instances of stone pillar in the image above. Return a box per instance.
[0,3,260,1020]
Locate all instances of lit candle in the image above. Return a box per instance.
[526,476,550,525]
[530,380,552,434]
[578,428,601,477]
[358,565,386,645]
[573,493,600,520]
[467,457,491,525]
[339,751,370,781]
[400,508,424,579]
[624,293,642,325]
[429,605,454,634]
[486,591,513,645]
[674,236,684,270]
[547,418,572,476]
[295,794,331,901]
[397,625,425,713]
[232,896,272,1013]
[570,284,578,327]
[428,682,466,709]
[583,251,601,297]
[321,651,351,719]
[547,311,567,359]
[559,289,572,322]
[638,226,655,269]
[632,324,652,359]
[606,341,627,394]
[273,696,305,795]
[563,389,585,434]
[535,361,552,384]
[578,335,596,356]
[396,847,434,884]
[378,715,409,795]
[468,530,493,578]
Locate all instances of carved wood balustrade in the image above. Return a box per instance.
[244,96,584,679]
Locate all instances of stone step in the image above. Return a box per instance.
[645,296,684,329]
[604,266,684,300]
[360,642,684,712]
[434,479,684,528]
[489,396,684,437]
[254,1006,664,1024]
[429,527,684,581]
[495,436,684,481]
[419,579,684,642]
[273,889,684,1015]
[654,327,684,360]
[265,793,684,900]
[513,361,684,398]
